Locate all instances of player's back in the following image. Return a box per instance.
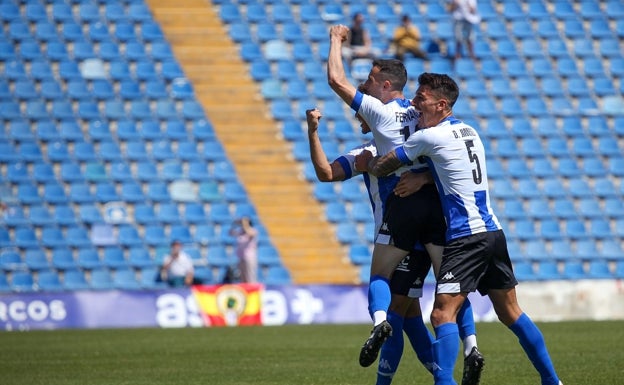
[406,118,501,241]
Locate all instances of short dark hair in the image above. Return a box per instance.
[416,72,460,107]
[372,59,408,92]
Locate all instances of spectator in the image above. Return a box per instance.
[391,15,427,61]
[160,240,195,287]
[343,13,380,63]
[448,0,481,60]
[229,217,258,283]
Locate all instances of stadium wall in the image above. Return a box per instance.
[1,281,623,331]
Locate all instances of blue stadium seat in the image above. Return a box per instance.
[209,203,232,224]
[0,229,12,250]
[0,250,24,272]
[29,204,55,227]
[263,265,292,285]
[127,2,152,22]
[65,226,92,248]
[77,203,102,225]
[155,202,180,225]
[63,269,90,291]
[257,244,281,267]
[133,203,157,225]
[77,2,100,22]
[90,268,115,290]
[144,225,169,247]
[113,268,141,290]
[561,260,585,280]
[76,248,103,270]
[549,196,575,220]
[7,162,31,184]
[17,183,42,205]
[28,56,54,80]
[118,224,144,247]
[593,177,618,198]
[600,238,624,261]
[533,261,562,280]
[53,205,77,227]
[22,250,47,276]
[40,227,67,248]
[40,79,63,99]
[539,218,563,240]
[550,239,575,261]
[102,246,127,269]
[169,225,192,245]
[11,271,36,292]
[127,247,154,269]
[586,260,612,279]
[51,248,77,270]
[145,181,170,202]
[198,181,222,202]
[41,270,66,293]
[193,224,218,246]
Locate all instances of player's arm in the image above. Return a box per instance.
[354,148,404,177]
[367,150,404,177]
[306,108,346,182]
[393,171,433,197]
[327,25,357,105]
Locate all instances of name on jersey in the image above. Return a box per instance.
[452,127,477,138]
[395,109,419,123]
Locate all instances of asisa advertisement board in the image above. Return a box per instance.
[0,284,494,331]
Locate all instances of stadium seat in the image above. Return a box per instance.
[534,261,562,281]
[550,239,575,261]
[134,161,158,183]
[103,247,128,269]
[0,250,24,272]
[562,260,585,280]
[63,269,90,291]
[52,205,77,227]
[90,268,115,290]
[76,248,102,270]
[35,270,63,292]
[118,224,143,247]
[78,204,104,225]
[263,266,292,285]
[199,181,222,202]
[28,204,54,227]
[11,271,36,292]
[144,225,169,247]
[586,260,612,279]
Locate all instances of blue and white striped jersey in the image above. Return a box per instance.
[396,117,502,241]
[335,140,384,235]
[350,91,427,196]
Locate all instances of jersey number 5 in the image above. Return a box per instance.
[465,140,482,184]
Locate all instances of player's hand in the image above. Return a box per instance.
[394,171,432,197]
[354,150,374,172]
[330,25,350,42]
[306,108,322,132]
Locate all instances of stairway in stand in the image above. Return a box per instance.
[144,0,358,284]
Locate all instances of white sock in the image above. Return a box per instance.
[373,310,387,326]
[463,334,478,358]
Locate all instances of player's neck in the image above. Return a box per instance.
[420,111,452,128]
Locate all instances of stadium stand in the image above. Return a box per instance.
[0,0,622,292]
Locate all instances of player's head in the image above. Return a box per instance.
[414,72,459,108]
[362,59,407,102]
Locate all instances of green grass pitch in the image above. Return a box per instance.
[1,321,622,385]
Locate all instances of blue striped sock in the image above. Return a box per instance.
[376,311,404,385]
